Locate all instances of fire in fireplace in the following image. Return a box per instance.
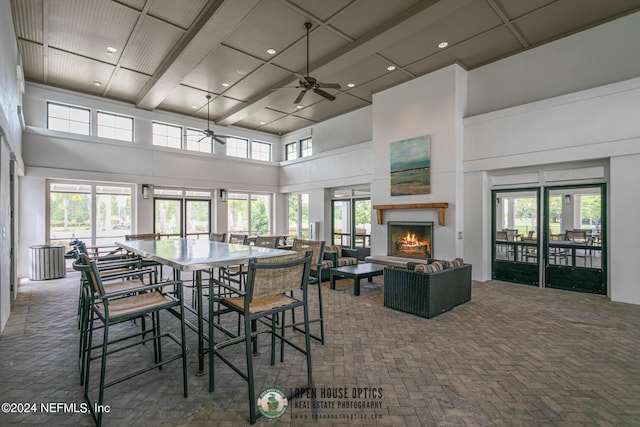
[388,221,433,259]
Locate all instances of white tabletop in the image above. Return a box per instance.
[116,238,291,271]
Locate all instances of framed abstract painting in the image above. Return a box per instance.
[390,135,431,196]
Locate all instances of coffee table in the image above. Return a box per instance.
[329,263,386,296]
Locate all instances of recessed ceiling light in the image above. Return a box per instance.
[191,105,198,109]
[266,48,277,55]
[221,82,230,87]
[92,81,102,86]
[296,105,303,109]
[260,121,266,125]
[237,69,247,75]
[387,65,396,71]
[438,41,449,49]
[106,46,118,53]
[347,83,355,88]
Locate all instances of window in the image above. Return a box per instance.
[228,192,272,235]
[285,142,298,160]
[288,193,309,239]
[47,102,90,135]
[152,122,182,149]
[48,181,132,247]
[226,137,249,158]
[330,187,371,248]
[97,111,133,141]
[300,137,312,157]
[251,140,271,161]
[285,137,312,160]
[153,188,212,239]
[185,128,213,153]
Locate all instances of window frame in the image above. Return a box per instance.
[226,136,249,159]
[251,140,271,161]
[300,136,312,157]
[47,101,91,136]
[96,110,134,142]
[185,127,213,153]
[285,142,298,160]
[152,121,183,149]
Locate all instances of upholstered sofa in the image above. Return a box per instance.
[383,259,472,318]
[314,244,359,281]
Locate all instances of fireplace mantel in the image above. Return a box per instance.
[373,203,449,226]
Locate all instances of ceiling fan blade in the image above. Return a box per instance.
[213,136,226,145]
[317,82,341,89]
[313,87,336,101]
[294,89,307,104]
[198,135,208,142]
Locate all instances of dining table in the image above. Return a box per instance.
[116,237,291,379]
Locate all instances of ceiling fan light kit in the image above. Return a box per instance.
[294,22,341,104]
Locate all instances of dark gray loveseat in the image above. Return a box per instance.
[383,260,472,318]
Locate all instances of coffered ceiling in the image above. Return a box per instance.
[11,0,640,135]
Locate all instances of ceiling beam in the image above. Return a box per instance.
[216,0,474,126]
[135,0,261,110]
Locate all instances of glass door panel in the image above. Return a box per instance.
[332,200,351,246]
[544,185,606,294]
[154,198,183,238]
[49,183,92,246]
[96,185,131,245]
[228,193,249,234]
[250,194,271,235]
[185,199,210,239]
[354,199,371,248]
[492,188,540,285]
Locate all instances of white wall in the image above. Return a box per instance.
[283,106,372,155]
[610,154,640,304]
[371,64,466,260]
[463,76,640,303]
[467,11,640,117]
[0,0,22,332]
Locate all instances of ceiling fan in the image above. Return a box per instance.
[293,22,341,104]
[197,94,227,144]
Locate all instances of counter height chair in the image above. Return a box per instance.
[220,234,250,290]
[210,251,313,424]
[209,232,226,242]
[75,253,188,427]
[71,246,155,385]
[290,239,325,344]
[125,233,163,280]
[254,235,279,248]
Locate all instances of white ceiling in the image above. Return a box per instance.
[11,0,640,135]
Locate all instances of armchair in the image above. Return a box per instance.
[316,244,358,281]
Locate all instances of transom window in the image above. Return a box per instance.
[226,137,249,158]
[300,137,312,157]
[97,111,133,141]
[47,102,90,135]
[185,128,213,153]
[152,122,182,149]
[251,140,271,161]
[285,142,298,160]
[285,137,312,160]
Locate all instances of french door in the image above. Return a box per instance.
[492,188,540,285]
[154,197,210,239]
[492,184,606,294]
[331,197,371,248]
[544,184,606,294]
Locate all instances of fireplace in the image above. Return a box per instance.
[388,221,433,259]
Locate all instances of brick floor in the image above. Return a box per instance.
[1,271,640,426]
